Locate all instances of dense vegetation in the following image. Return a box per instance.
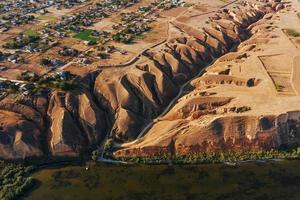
[0,164,36,200]
[0,155,87,200]
[115,148,300,164]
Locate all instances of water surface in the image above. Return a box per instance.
[26,160,300,200]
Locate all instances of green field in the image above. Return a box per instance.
[23,29,40,37]
[74,30,98,42]
[25,160,300,200]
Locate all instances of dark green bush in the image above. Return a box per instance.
[0,165,36,200]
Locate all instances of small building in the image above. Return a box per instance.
[8,54,21,63]
[0,81,8,89]
[80,58,92,64]
[50,59,64,68]
[19,83,33,92]
[0,66,7,71]
[57,71,70,80]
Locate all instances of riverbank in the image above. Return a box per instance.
[114,148,300,165]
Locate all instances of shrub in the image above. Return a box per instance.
[115,148,300,164]
[91,150,100,161]
[286,29,300,37]
[0,165,36,200]
[236,106,251,113]
[40,58,51,66]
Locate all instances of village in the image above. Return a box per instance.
[0,0,184,99]
[0,0,89,33]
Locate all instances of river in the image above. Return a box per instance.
[25,160,300,200]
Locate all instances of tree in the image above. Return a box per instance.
[104,139,113,152]
[40,58,51,66]
[9,84,19,92]
[91,150,100,161]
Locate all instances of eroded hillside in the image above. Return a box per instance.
[116,0,300,157]
[0,0,298,159]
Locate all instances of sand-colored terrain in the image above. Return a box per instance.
[1,0,300,159]
[115,0,300,157]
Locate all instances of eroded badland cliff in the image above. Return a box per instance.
[1,0,300,159]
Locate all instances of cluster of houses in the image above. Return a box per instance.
[0,52,24,64]
[3,34,41,50]
[0,0,187,99]
[91,30,110,37]
[2,32,58,54]
[38,70,73,83]
[0,71,39,96]
[112,6,156,43]
[40,57,64,68]
[0,0,47,33]
[97,45,127,54]
[0,68,76,96]
[40,27,68,38]
[54,0,89,10]
[59,46,79,57]
[36,70,77,91]
[49,0,144,45]
[0,14,35,33]
[94,44,128,59]
[158,0,185,9]
[47,0,139,38]
[52,15,92,33]
[23,37,58,53]
[113,21,151,43]
[0,78,35,96]
[17,71,38,82]
[1,0,49,15]
[138,5,153,13]
[0,0,88,33]
[111,0,184,44]
[7,54,23,64]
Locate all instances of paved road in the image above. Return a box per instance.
[0,77,25,83]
